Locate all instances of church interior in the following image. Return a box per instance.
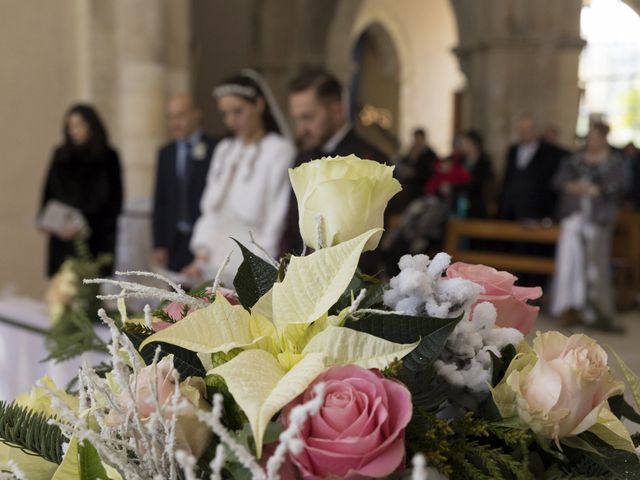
[1,0,640,434]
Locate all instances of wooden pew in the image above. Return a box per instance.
[444,213,640,308]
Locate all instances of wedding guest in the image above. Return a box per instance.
[152,94,216,272]
[185,70,295,284]
[499,114,563,221]
[284,68,387,259]
[550,123,626,329]
[391,128,437,213]
[40,104,122,276]
[451,130,495,219]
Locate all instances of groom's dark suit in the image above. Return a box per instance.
[152,132,216,271]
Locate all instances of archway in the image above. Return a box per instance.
[350,23,401,156]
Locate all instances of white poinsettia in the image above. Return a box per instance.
[140,228,417,456]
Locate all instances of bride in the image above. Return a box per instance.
[184,69,295,284]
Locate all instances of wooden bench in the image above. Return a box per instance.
[444,213,640,308]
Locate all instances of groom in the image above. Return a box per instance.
[152,93,216,272]
[283,69,388,266]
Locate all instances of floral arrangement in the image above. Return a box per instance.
[43,241,111,363]
[2,155,640,479]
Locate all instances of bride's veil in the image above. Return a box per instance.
[240,68,293,142]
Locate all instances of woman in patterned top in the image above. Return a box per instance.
[550,123,626,329]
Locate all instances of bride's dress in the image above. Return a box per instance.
[190,132,295,285]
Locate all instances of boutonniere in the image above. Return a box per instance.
[191,141,208,160]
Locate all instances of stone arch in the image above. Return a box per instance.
[326,0,463,154]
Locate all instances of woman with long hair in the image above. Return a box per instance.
[40,104,123,276]
[185,70,296,283]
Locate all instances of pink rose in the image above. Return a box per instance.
[282,365,412,479]
[109,355,211,458]
[446,262,542,335]
[156,288,239,330]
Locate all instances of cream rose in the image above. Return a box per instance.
[289,155,401,251]
[492,332,624,443]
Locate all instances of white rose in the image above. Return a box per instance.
[289,155,401,251]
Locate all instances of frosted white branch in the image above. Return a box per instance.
[213,250,233,291]
[266,383,326,480]
[144,304,153,329]
[115,270,186,295]
[85,278,207,310]
[348,288,367,314]
[249,231,279,267]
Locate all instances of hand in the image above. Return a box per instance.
[153,248,169,268]
[181,261,203,279]
[55,224,82,242]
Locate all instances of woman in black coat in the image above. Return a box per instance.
[40,104,123,277]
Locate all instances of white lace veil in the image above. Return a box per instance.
[213,68,293,142]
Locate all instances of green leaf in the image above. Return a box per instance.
[609,346,640,412]
[609,394,640,424]
[587,408,635,453]
[232,240,279,310]
[302,325,418,369]
[124,324,206,380]
[78,439,108,480]
[564,432,640,479]
[0,401,65,464]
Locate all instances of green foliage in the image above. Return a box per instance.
[406,409,534,480]
[609,394,640,424]
[344,312,461,372]
[0,401,65,464]
[78,440,108,479]
[123,323,206,379]
[232,240,278,310]
[541,432,640,479]
[44,307,108,363]
[204,374,247,431]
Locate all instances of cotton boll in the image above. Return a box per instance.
[484,327,524,351]
[435,360,465,387]
[397,268,432,298]
[382,288,403,309]
[472,302,497,330]
[425,299,452,318]
[398,254,429,271]
[463,362,491,392]
[396,296,424,315]
[426,252,451,280]
[436,278,483,310]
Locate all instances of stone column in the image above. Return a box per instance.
[114,0,168,206]
[451,0,584,174]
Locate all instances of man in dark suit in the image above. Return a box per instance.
[283,68,388,257]
[152,93,216,272]
[288,68,387,166]
[500,114,563,221]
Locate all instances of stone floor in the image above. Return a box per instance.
[535,308,640,432]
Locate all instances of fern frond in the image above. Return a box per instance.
[0,401,65,464]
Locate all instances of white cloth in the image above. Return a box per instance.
[190,132,295,285]
[516,141,539,170]
[550,212,613,319]
[322,122,351,154]
[0,297,110,401]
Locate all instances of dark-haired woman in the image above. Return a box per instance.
[456,130,495,219]
[187,70,295,284]
[40,104,123,276]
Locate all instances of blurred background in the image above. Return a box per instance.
[1,0,640,297]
